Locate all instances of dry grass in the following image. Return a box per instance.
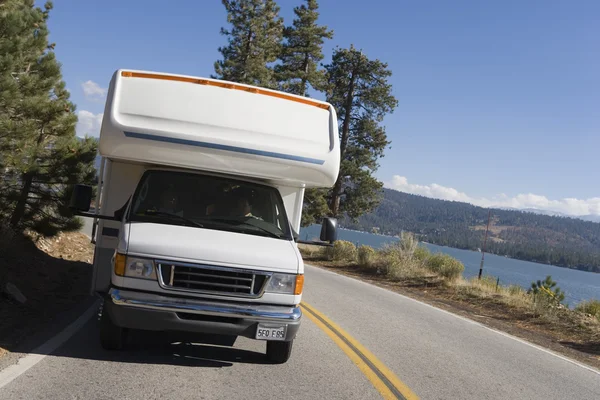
[575,300,600,321]
[455,275,533,310]
[297,243,323,258]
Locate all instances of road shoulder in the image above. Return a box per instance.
[0,231,94,365]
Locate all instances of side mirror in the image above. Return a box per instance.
[69,184,92,212]
[320,217,337,243]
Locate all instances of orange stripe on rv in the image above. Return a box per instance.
[120,71,330,110]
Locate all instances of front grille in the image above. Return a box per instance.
[157,261,270,298]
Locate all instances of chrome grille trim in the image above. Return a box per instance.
[156,260,272,298]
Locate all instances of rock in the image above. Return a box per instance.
[4,282,27,304]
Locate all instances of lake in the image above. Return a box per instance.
[299,225,600,307]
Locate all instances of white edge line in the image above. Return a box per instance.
[0,300,100,390]
[306,264,600,376]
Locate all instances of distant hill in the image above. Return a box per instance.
[579,214,600,223]
[343,189,600,273]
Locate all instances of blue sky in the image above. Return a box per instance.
[43,0,600,216]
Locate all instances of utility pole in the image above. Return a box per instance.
[478,209,492,280]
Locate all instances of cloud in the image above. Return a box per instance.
[76,110,103,138]
[385,175,600,217]
[81,80,107,100]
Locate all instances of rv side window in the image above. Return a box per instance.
[127,170,292,240]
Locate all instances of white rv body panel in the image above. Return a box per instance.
[125,222,300,273]
[92,160,145,293]
[98,70,339,189]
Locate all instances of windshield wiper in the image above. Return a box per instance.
[142,210,204,228]
[205,217,284,239]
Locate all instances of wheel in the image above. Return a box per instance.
[266,340,293,364]
[100,309,126,350]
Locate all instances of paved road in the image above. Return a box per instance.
[1,219,599,399]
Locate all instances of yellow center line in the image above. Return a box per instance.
[301,301,419,400]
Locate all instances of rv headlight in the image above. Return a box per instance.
[124,257,157,280]
[265,273,303,295]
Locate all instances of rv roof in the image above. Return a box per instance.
[120,70,330,111]
[98,69,340,189]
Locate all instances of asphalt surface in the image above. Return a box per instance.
[1,219,599,399]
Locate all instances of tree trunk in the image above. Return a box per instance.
[10,172,33,227]
[241,3,257,82]
[300,53,310,96]
[242,28,253,81]
[10,124,46,227]
[329,65,356,216]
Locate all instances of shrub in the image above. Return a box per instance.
[357,245,376,267]
[381,252,425,281]
[399,231,418,256]
[529,275,565,305]
[413,245,431,262]
[373,242,431,281]
[425,253,464,281]
[327,240,358,262]
[575,299,600,320]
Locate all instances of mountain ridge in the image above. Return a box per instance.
[342,188,600,272]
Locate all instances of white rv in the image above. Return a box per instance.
[70,69,340,363]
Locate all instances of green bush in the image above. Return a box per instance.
[413,246,431,262]
[425,253,464,281]
[357,245,376,267]
[372,242,431,280]
[575,299,600,320]
[529,275,565,305]
[327,240,358,262]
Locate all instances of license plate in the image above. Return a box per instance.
[255,325,286,341]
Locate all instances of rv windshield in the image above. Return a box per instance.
[127,170,292,240]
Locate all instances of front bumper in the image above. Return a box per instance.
[105,288,302,341]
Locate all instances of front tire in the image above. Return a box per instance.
[266,340,293,364]
[100,309,126,350]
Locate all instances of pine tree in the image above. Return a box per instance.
[272,0,333,228]
[275,0,333,96]
[0,0,98,235]
[301,187,330,226]
[530,275,566,304]
[213,0,284,89]
[303,46,398,222]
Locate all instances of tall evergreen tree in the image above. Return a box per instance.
[213,0,284,89]
[275,0,333,96]
[272,0,333,227]
[301,187,330,226]
[0,0,97,235]
[308,46,398,222]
